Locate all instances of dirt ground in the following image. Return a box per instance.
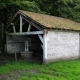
[0,69,40,80]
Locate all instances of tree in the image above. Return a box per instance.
[30,0,80,22]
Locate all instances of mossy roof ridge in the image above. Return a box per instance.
[19,10,80,31]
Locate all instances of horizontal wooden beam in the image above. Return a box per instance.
[7,31,44,35]
[11,23,15,25]
[11,21,25,26]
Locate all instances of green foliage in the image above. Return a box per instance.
[18,1,41,13]
[31,0,80,22]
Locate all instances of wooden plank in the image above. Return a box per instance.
[27,23,31,32]
[13,25,16,33]
[20,15,22,33]
[7,31,43,35]
[38,35,43,44]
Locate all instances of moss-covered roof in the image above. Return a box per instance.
[16,10,80,31]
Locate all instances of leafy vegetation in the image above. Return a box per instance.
[0,59,80,80]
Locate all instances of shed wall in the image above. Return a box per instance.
[6,35,42,53]
[46,30,79,62]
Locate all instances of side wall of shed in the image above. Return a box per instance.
[46,30,80,63]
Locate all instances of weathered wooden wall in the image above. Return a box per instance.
[46,30,79,62]
[6,35,42,53]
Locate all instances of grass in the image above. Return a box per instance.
[0,59,80,80]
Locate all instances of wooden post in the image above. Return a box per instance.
[79,33,80,56]
[43,30,47,63]
[20,15,22,33]
[38,35,43,44]
[15,53,17,62]
[27,23,31,32]
[13,25,16,33]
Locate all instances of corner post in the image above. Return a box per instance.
[43,29,47,63]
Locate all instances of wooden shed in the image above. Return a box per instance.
[5,10,80,63]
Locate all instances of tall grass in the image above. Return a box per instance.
[0,59,80,80]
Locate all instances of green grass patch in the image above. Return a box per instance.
[0,59,80,80]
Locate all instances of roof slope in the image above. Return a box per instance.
[15,10,80,31]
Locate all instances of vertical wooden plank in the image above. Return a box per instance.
[27,23,31,32]
[43,30,47,63]
[20,15,22,33]
[13,25,16,33]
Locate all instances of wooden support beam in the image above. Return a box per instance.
[22,22,26,26]
[7,31,43,35]
[21,16,43,31]
[15,53,17,62]
[21,16,30,23]
[27,23,31,32]
[31,22,43,31]
[11,23,15,26]
[11,17,19,26]
[41,44,43,49]
[43,30,47,63]
[38,35,43,44]
[11,22,25,26]
[20,15,22,33]
[13,25,16,33]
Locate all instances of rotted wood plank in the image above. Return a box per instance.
[7,31,44,35]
